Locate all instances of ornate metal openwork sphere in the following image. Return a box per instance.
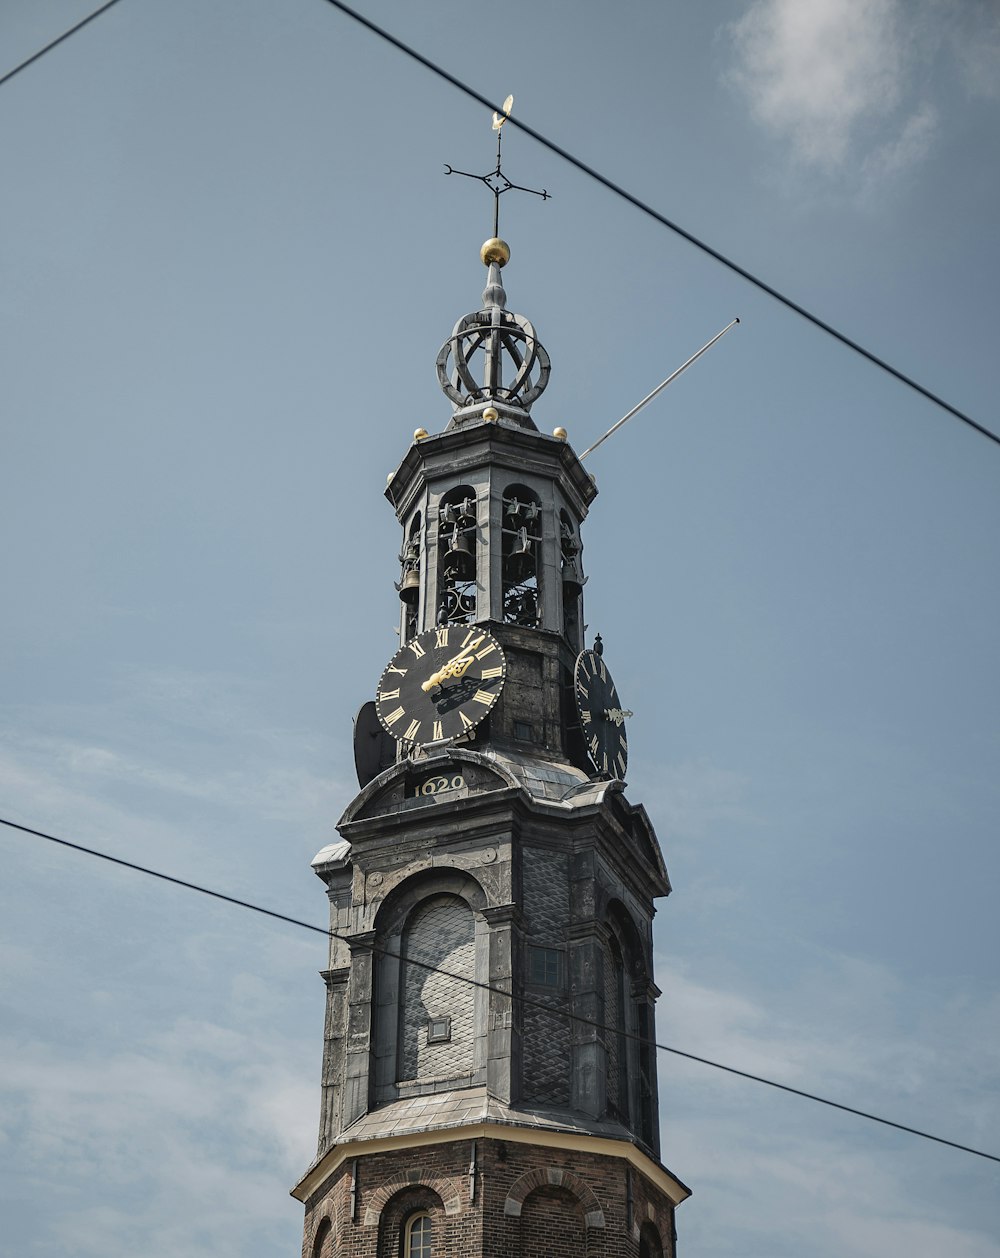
[436,308,551,411]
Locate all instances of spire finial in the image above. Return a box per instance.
[443,93,550,240]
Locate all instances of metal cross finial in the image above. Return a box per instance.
[444,94,550,238]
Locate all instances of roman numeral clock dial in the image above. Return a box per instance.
[374,625,507,748]
[574,642,631,778]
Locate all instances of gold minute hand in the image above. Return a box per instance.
[420,635,485,693]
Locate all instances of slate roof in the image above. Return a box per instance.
[475,746,614,809]
[339,1085,636,1145]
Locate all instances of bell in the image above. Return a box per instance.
[444,527,474,576]
[510,590,537,625]
[562,557,586,597]
[399,565,420,604]
[503,526,534,583]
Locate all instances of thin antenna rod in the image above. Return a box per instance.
[579,318,740,461]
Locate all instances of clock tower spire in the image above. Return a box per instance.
[293,120,689,1258]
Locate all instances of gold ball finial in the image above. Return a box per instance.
[480,238,510,268]
[413,427,429,441]
[553,426,568,441]
[482,407,499,423]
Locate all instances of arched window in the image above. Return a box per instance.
[501,484,541,627]
[437,487,477,625]
[639,1221,664,1258]
[398,512,421,643]
[378,1186,444,1258]
[404,1212,433,1258]
[518,1185,585,1258]
[398,894,476,1083]
[311,1216,333,1258]
[604,934,628,1120]
[603,902,657,1142]
[559,509,585,650]
[372,872,488,1103]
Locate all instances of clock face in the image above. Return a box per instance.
[574,649,629,778]
[375,624,507,747]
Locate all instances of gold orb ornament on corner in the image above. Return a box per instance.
[482,407,499,423]
[413,427,429,441]
[553,426,568,440]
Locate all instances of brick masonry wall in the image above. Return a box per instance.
[301,1137,676,1258]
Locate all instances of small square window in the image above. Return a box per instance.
[514,720,535,742]
[528,946,561,987]
[427,1017,451,1044]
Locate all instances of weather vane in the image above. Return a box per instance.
[444,94,550,238]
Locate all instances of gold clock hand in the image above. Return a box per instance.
[420,635,485,692]
[602,707,633,726]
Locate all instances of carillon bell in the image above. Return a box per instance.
[444,526,475,576]
[399,565,420,604]
[505,589,537,626]
[511,526,533,558]
[561,557,586,597]
[503,527,535,585]
[441,498,476,527]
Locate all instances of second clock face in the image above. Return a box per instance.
[375,624,507,747]
[574,649,629,779]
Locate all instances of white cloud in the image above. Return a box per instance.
[725,0,1000,193]
[0,1013,315,1258]
[944,0,1000,99]
[0,664,348,864]
[658,951,1000,1116]
[859,100,939,192]
[727,0,913,170]
[0,664,333,1255]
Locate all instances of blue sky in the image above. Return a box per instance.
[1,2,998,1256]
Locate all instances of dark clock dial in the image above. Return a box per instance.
[574,648,629,778]
[375,624,507,747]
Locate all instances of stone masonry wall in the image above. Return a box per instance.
[521,845,571,1106]
[399,896,476,1083]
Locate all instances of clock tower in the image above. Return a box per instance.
[291,229,690,1258]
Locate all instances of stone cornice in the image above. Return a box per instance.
[290,1119,690,1208]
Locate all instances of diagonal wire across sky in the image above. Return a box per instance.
[2,0,997,450]
[3,814,998,1168]
[2,0,997,1179]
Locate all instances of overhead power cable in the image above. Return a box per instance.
[3,0,991,449]
[320,0,999,451]
[0,0,124,91]
[4,813,998,1166]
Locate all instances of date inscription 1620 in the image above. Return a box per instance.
[411,774,466,799]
